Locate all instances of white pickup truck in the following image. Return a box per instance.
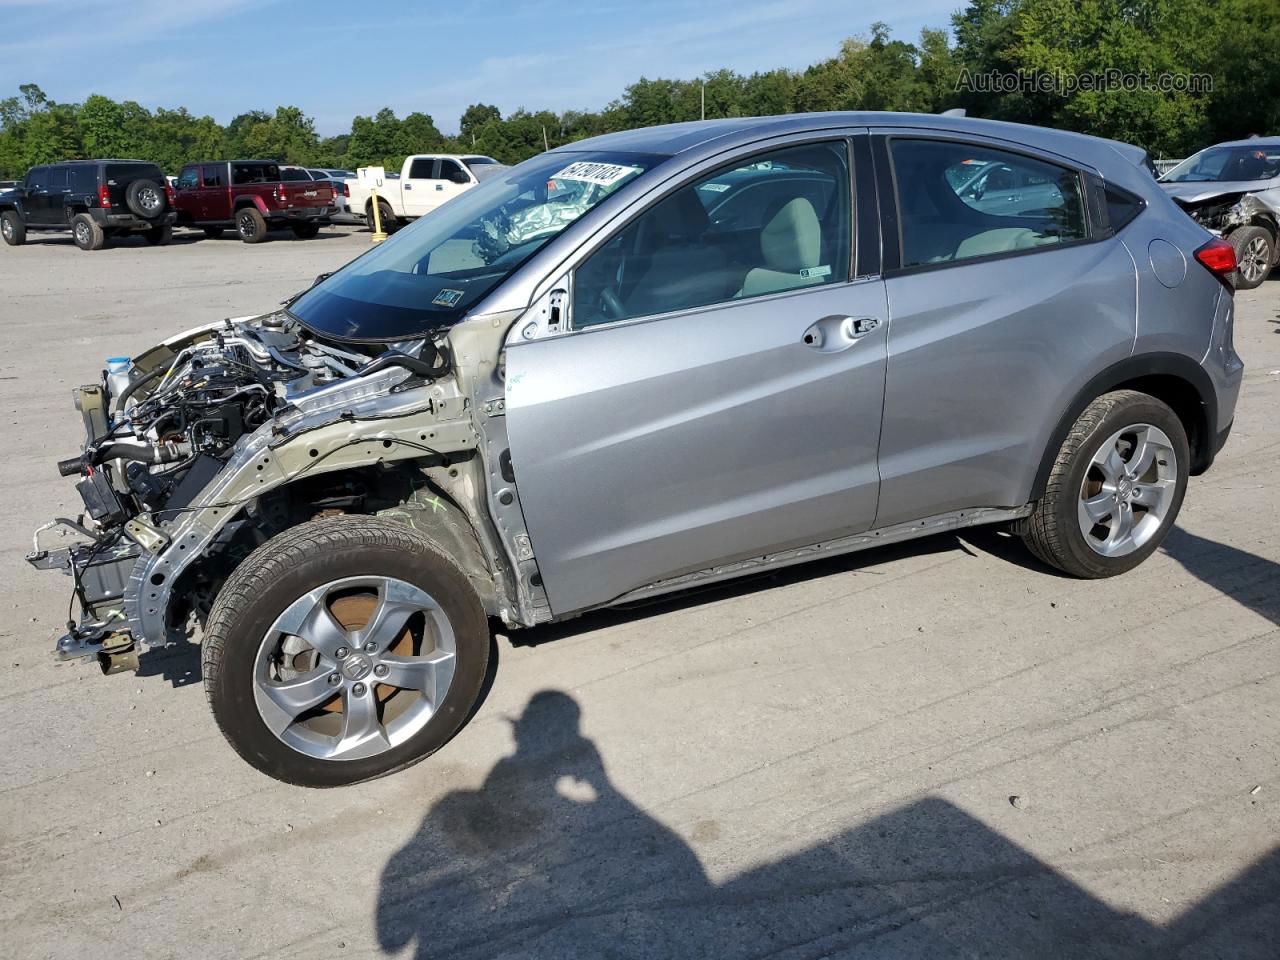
[347,154,507,230]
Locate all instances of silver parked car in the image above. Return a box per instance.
[1160,137,1280,289]
[30,113,1243,786]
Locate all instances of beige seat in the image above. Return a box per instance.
[953,227,1039,259]
[736,197,827,298]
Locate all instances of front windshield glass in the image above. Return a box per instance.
[290,150,663,341]
[1161,144,1280,183]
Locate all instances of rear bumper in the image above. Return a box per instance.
[94,209,177,229]
[265,206,333,223]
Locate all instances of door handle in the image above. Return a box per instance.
[436,184,444,191]
[802,315,882,353]
[404,183,412,190]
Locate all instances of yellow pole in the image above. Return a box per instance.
[369,185,387,245]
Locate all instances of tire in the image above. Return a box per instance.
[125,179,167,220]
[203,516,491,787]
[236,206,268,243]
[71,213,105,251]
[1,210,24,246]
[1230,225,1274,290]
[1021,390,1189,578]
[202,227,225,240]
[290,221,320,239]
[367,199,399,234]
[143,222,172,245]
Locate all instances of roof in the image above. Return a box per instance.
[552,112,1150,173]
[1200,136,1280,149]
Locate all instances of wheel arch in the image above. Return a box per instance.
[233,195,268,213]
[1031,352,1217,501]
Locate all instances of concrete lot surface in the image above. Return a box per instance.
[1,226,1277,959]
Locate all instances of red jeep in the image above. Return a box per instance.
[173,161,334,243]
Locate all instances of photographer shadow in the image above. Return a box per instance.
[376,690,1278,959]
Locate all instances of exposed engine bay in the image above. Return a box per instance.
[28,308,534,673]
[1170,190,1278,236]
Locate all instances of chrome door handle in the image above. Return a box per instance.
[844,317,881,337]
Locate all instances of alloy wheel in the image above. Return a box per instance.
[1077,423,1178,557]
[1,219,11,241]
[74,221,90,246]
[252,576,457,761]
[238,212,256,240]
[1239,236,1269,284]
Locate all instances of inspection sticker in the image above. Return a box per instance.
[550,161,641,187]
[432,288,465,307]
[799,265,832,279]
[701,182,731,193]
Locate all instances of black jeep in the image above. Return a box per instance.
[0,160,176,251]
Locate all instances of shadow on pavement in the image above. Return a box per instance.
[376,689,1278,959]
[1162,526,1280,626]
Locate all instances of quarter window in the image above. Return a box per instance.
[891,139,1087,268]
[573,141,851,328]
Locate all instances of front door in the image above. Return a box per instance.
[505,138,887,615]
[23,166,53,224]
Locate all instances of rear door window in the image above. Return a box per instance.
[47,166,69,190]
[407,158,434,179]
[890,139,1087,268]
[69,166,97,193]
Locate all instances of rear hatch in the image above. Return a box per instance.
[102,162,168,217]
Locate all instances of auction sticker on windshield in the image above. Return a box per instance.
[550,161,641,187]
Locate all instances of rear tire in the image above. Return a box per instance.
[71,213,105,251]
[143,223,172,245]
[1230,225,1274,290]
[1,210,24,246]
[202,227,225,240]
[1021,390,1188,578]
[203,516,491,787]
[368,199,399,234]
[291,221,320,239]
[236,207,268,243]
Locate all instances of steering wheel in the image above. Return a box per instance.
[600,288,626,320]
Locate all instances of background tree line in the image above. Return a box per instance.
[1,0,1276,179]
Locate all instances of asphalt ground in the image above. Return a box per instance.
[1,224,1276,958]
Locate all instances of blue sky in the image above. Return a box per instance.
[0,0,961,136]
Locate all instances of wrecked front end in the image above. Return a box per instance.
[1161,181,1280,236]
[28,310,541,674]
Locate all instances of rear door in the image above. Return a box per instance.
[873,132,1138,527]
[401,157,436,217]
[506,135,889,615]
[202,163,231,220]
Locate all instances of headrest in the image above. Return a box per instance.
[760,197,821,273]
[648,188,710,242]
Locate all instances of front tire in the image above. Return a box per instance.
[1230,226,1274,290]
[203,517,491,787]
[1021,390,1188,578]
[1,210,24,246]
[236,207,268,243]
[71,213,105,251]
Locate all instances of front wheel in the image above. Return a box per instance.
[1021,390,1189,578]
[236,207,268,243]
[1230,226,1274,290]
[203,517,492,787]
[1,210,24,246]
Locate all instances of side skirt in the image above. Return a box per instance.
[604,505,1033,609]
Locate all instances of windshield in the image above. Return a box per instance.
[290,150,662,341]
[1161,144,1280,183]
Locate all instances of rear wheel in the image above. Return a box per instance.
[1231,226,1274,290]
[71,213,105,251]
[291,221,320,239]
[143,223,172,245]
[236,207,268,243]
[203,517,491,787]
[202,227,225,239]
[1,210,24,246]
[1021,390,1188,578]
[368,199,399,234]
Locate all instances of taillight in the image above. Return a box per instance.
[97,183,111,208]
[165,181,175,205]
[341,182,349,198]
[276,183,287,203]
[1194,238,1237,290]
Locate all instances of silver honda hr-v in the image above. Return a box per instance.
[30,113,1243,785]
